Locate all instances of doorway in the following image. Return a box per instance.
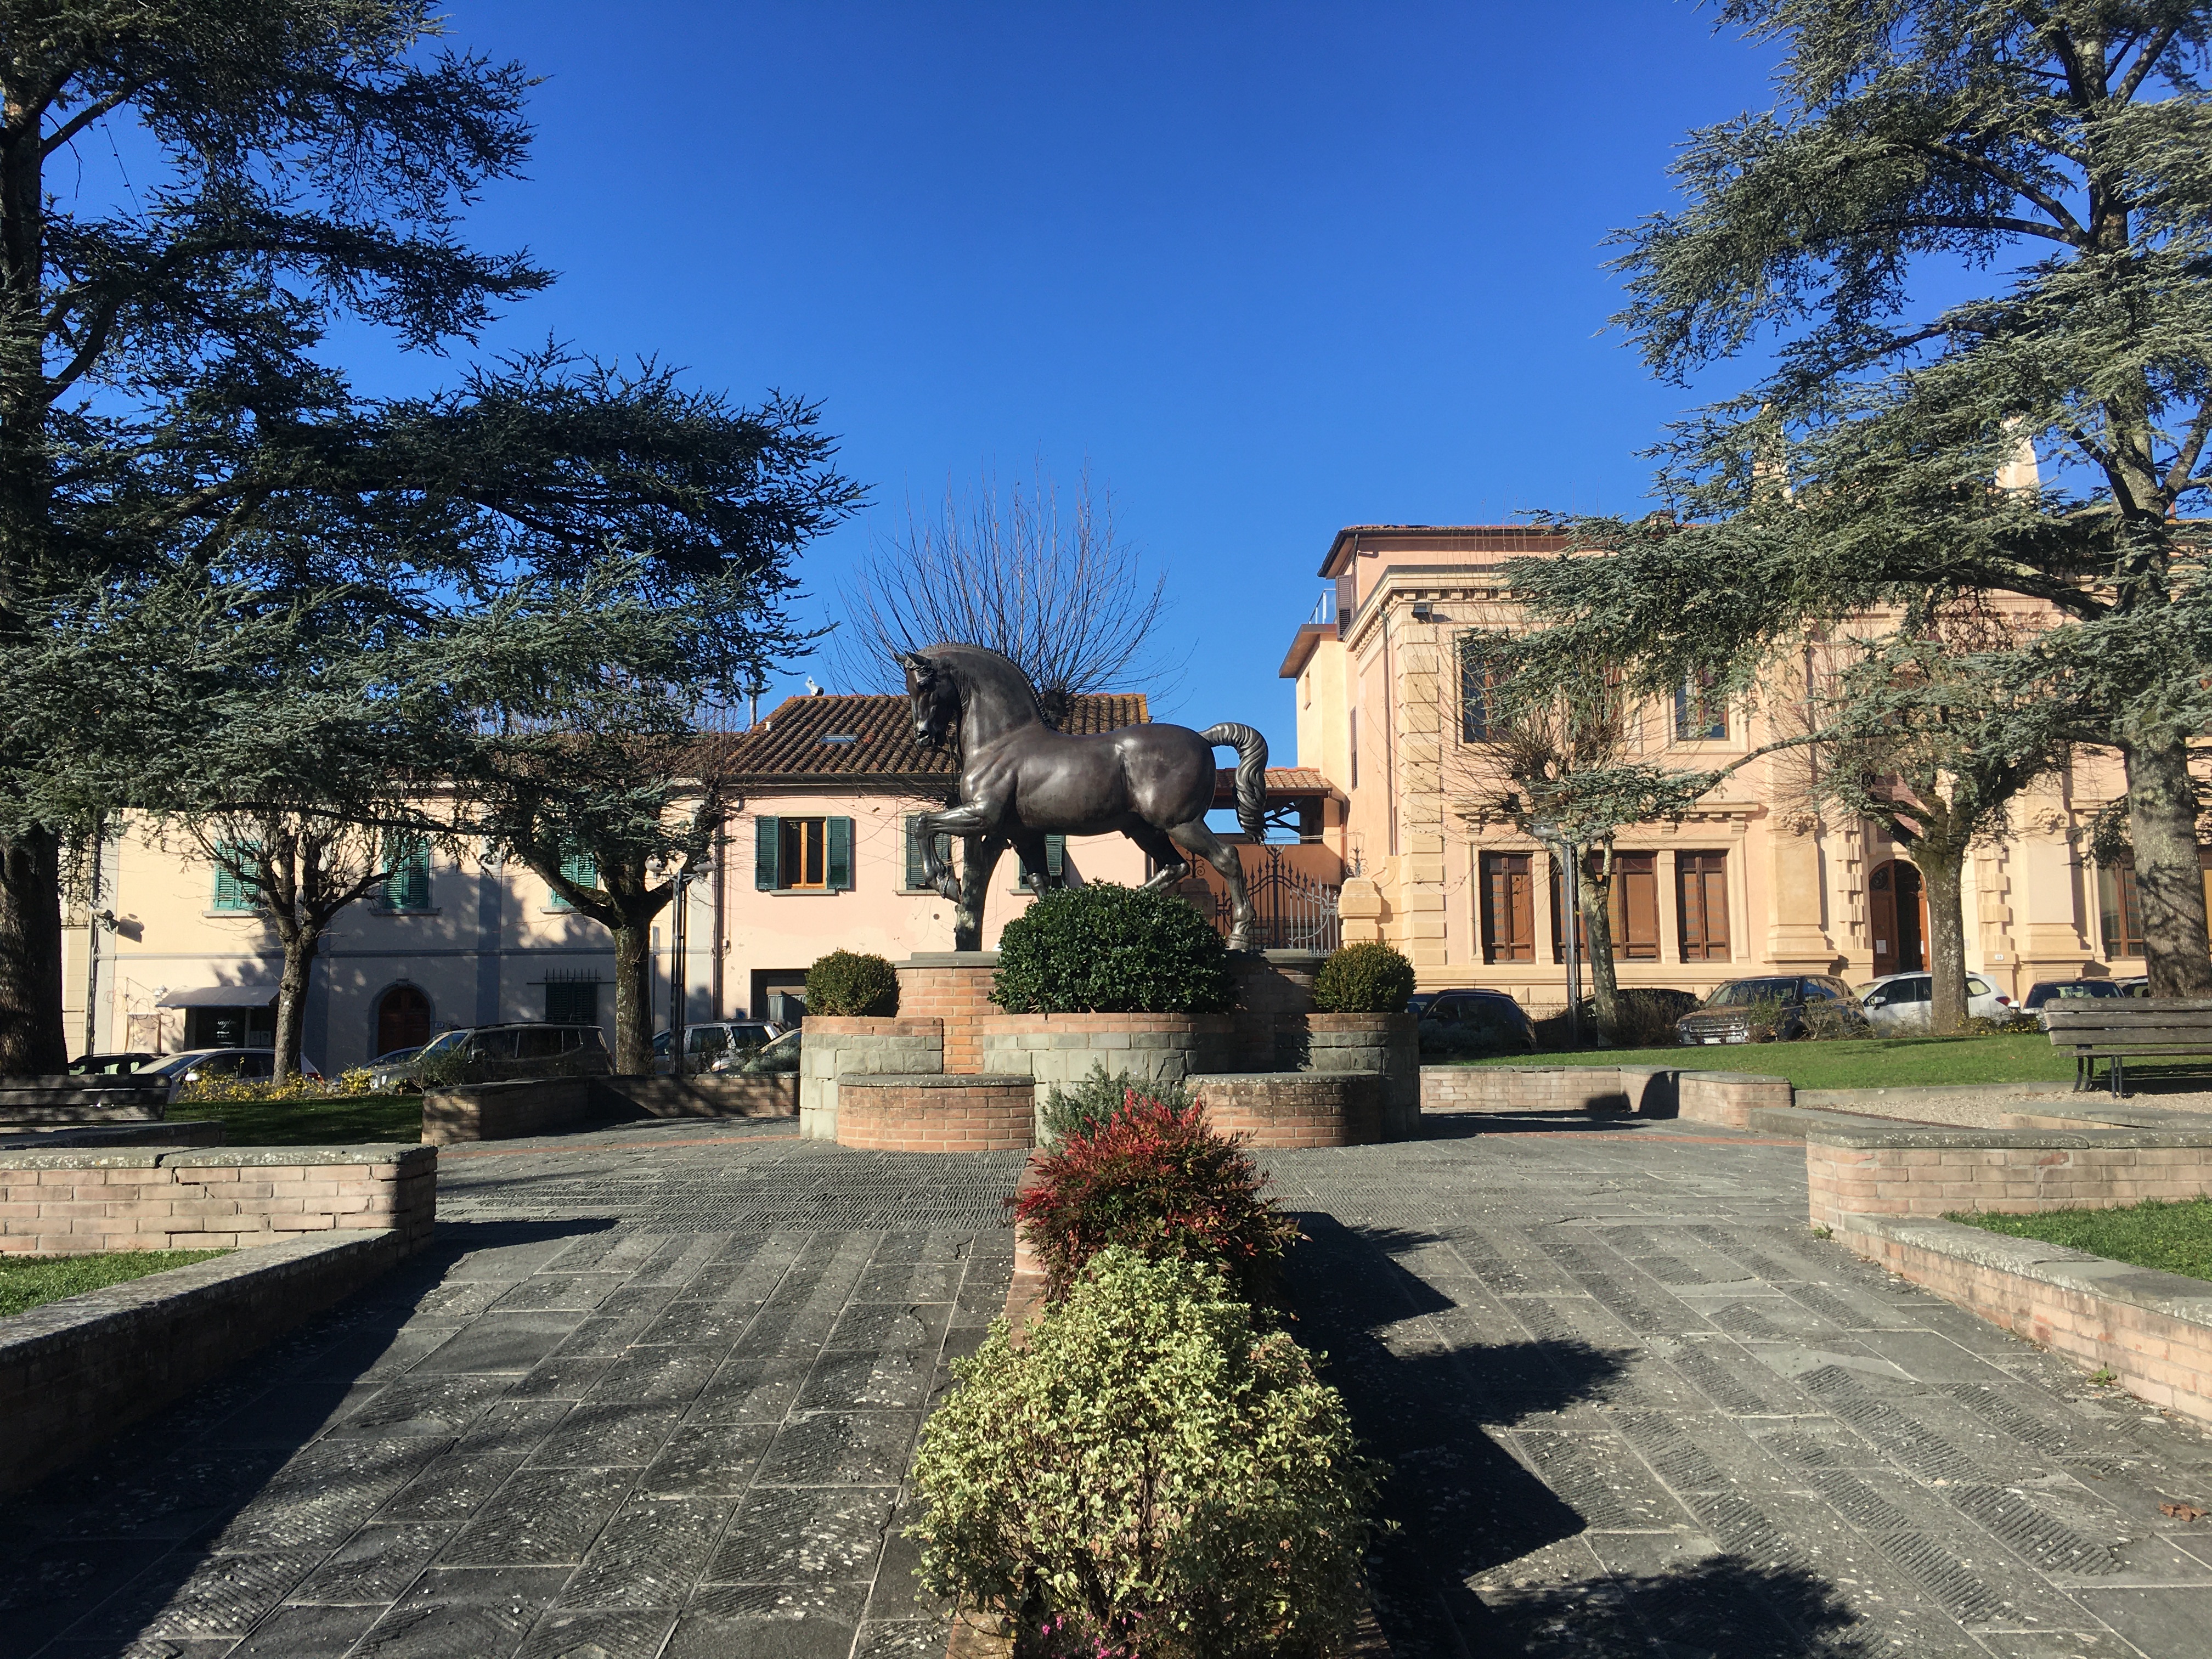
[375,984,432,1056]
[1868,860,1927,977]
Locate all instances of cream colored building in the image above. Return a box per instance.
[60,693,1149,1067]
[1281,524,2183,1011]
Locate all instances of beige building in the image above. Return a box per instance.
[1280,524,2186,1011]
[60,693,1149,1068]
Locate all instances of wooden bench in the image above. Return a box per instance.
[2046,1000,2212,1097]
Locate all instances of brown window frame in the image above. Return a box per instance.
[1548,851,1663,963]
[1677,850,1732,962]
[780,817,828,890]
[1480,851,1536,963]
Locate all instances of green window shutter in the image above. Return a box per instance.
[755,816,781,890]
[1046,834,1065,879]
[386,836,431,910]
[827,817,854,891]
[548,847,596,911]
[904,815,926,890]
[211,845,255,911]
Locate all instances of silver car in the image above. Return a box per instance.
[139,1047,325,1103]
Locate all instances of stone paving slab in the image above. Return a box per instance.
[1276,1111,2212,1658]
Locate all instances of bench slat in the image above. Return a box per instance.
[2054,1043,2212,1056]
[2050,1026,2212,1045]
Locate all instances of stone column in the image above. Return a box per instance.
[2014,803,2092,989]
[1765,811,1838,972]
[1338,877,1384,945]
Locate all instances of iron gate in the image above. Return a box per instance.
[1208,845,1341,952]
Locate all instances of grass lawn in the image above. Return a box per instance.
[1457,1034,2090,1092]
[172,1092,424,1147]
[0,1249,231,1319]
[1951,1198,2212,1284]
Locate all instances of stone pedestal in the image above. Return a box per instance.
[798,1017,944,1140]
[895,953,1001,1074]
[1275,1012,1420,1137]
[1191,1073,1381,1147]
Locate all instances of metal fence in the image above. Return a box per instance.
[1205,845,1341,952]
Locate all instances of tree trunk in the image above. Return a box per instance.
[2124,736,2212,997]
[611,917,652,1075]
[272,919,322,1081]
[0,826,67,1074]
[1578,849,1621,1042]
[954,835,1005,953]
[1919,842,1971,1035]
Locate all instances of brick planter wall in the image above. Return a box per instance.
[595,1075,797,1119]
[834,1075,1036,1154]
[896,953,1001,1075]
[1227,951,1322,1070]
[977,1013,1238,1119]
[1677,1071,1793,1129]
[0,1144,436,1255]
[1277,1013,1419,1137]
[1805,1126,2212,1233]
[798,1017,945,1141]
[1420,1064,1684,1117]
[1192,1073,1382,1148]
[422,1077,603,1144]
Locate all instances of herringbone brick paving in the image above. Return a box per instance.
[8,1109,2212,1656]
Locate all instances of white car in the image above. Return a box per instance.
[139,1047,324,1102]
[1856,972,2012,1032]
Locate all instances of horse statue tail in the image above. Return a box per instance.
[1201,723,1269,842]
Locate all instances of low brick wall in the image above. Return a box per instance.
[1836,1211,2212,1427]
[422,1077,604,1144]
[836,1074,1036,1153]
[594,1075,797,1119]
[1419,1064,1697,1119]
[897,953,1002,1075]
[1192,1073,1381,1148]
[799,1016,945,1141]
[1678,1070,1793,1129]
[0,1119,225,1152]
[1806,1125,2212,1233]
[0,1229,410,1491]
[0,1143,436,1255]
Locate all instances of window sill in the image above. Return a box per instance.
[202,909,267,919]
[369,907,443,918]
[766,888,844,896]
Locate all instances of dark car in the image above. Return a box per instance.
[66,1052,157,1076]
[378,1023,611,1088]
[1412,988,1539,1053]
[1675,975,1866,1046]
[2023,978,2134,1030]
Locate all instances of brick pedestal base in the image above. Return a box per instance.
[835,1074,1036,1153]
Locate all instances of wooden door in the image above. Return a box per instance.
[1869,860,1928,976]
[377,985,432,1054]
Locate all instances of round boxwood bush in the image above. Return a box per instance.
[804,949,899,1017]
[992,883,1233,1014]
[1311,941,1415,1013]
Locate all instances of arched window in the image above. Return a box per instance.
[375,984,432,1056]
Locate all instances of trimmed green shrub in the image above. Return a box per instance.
[804,949,899,1017]
[1037,1060,1192,1144]
[1012,1095,1300,1307]
[908,1249,1382,1658]
[992,883,1232,1014]
[1311,941,1415,1014]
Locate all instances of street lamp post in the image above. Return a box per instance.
[668,870,701,1076]
[1532,821,1582,1050]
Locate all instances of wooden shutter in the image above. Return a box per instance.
[755,816,780,890]
[1481,852,1534,963]
[904,816,927,889]
[2100,862,2145,958]
[1046,834,1064,878]
[1677,851,1731,961]
[1615,853,1659,959]
[827,817,854,891]
[386,836,430,910]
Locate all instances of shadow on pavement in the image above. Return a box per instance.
[1419,1110,1650,1139]
[0,1218,612,1659]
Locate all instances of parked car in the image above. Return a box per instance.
[1411,988,1539,1053]
[2022,977,2144,1029]
[371,1024,611,1089]
[369,1028,467,1090]
[1857,971,2012,1032]
[1675,975,1865,1045]
[139,1048,325,1102]
[66,1052,157,1076]
[652,1021,783,1076]
[711,1028,802,1074]
[1567,988,1705,1045]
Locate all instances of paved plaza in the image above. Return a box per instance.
[5,1110,2212,1657]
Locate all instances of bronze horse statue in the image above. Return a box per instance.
[899,644,1268,950]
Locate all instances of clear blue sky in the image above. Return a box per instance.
[351,2,1782,755]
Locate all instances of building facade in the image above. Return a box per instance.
[61,692,1149,1068]
[1282,524,2192,1011]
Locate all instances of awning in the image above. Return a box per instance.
[154,985,279,1009]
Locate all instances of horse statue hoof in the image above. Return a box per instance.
[934,871,962,903]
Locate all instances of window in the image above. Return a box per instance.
[1674,672,1728,741]
[548,848,596,912]
[2098,861,2145,958]
[904,815,955,890]
[1552,851,1661,962]
[381,836,431,911]
[755,815,854,891]
[545,979,599,1024]
[210,843,258,911]
[1459,636,1492,742]
[1677,851,1731,961]
[1480,851,1536,963]
[1017,835,1066,887]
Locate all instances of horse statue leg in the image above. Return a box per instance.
[1168,819,1258,951]
[916,801,1002,904]
[1008,830,1058,900]
[953,834,1006,953]
[1126,824,1191,893]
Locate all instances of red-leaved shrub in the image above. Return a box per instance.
[1011,1092,1302,1306]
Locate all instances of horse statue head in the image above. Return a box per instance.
[898,649,961,751]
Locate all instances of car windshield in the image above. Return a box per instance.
[418,1030,468,1058]
[1703,979,1799,1008]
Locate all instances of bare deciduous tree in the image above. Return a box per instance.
[835,464,1177,725]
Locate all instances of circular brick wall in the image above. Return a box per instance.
[835,1074,1036,1154]
[1274,1012,1420,1138]
[1191,1073,1383,1148]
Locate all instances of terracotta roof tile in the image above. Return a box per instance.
[1213,765,1336,804]
[704,692,1149,783]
